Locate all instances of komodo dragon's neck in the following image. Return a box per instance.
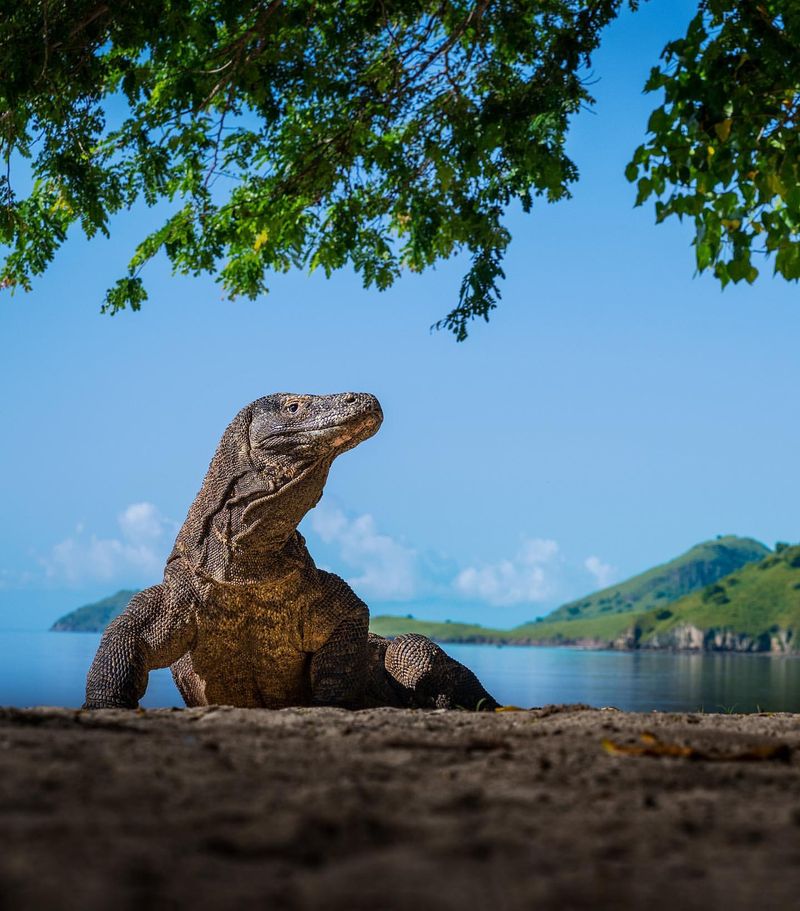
[203,527,317,587]
[176,457,332,586]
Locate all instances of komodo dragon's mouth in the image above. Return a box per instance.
[325,409,382,449]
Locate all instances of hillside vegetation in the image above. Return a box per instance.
[633,543,800,651]
[369,616,503,643]
[51,590,138,632]
[543,536,770,623]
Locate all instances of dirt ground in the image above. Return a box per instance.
[2,704,800,911]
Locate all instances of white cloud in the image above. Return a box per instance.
[584,555,616,590]
[42,502,173,584]
[454,538,560,606]
[118,502,167,544]
[309,503,418,600]
[37,498,614,611]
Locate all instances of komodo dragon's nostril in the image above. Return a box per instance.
[344,393,357,404]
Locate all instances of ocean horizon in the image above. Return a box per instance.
[4,628,800,713]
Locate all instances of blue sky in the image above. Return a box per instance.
[3,0,799,631]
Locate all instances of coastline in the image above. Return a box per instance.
[3,704,800,910]
[381,632,800,656]
[47,621,800,655]
[435,638,800,657]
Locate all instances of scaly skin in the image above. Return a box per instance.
[84,393,499,711]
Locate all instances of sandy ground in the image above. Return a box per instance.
[2,704,800,911]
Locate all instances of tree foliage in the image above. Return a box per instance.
[1,2,797,337]
[628,1,800,286]
[0,0,625,338]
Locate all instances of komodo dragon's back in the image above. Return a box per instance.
[84,393,499,712]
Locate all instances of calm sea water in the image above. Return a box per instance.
[3,630,800,712]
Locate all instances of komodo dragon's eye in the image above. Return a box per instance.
[285,401,301,414]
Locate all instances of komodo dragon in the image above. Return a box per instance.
[85,393,499,711]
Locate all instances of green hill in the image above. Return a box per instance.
[50,590,138,632]
[505,611,638,646]
[541,535,770,624]
[372,536,774,648]
[369,615,504,642]
[632,543,800,651]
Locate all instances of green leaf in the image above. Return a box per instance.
[695,239,713,271]
[102,276,148,314]
[647,108,670,134]
[775,244,800,281]
[635,177,652,206]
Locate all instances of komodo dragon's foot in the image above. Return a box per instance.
[383,633,500,710]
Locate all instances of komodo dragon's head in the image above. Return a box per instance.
[175,393,382,575]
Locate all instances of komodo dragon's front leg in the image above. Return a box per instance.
[310,612,370,708]
[303,572,371,708]
[84,585,197,709]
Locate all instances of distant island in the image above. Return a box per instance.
[51,590,140,632]
[51,535,800,654]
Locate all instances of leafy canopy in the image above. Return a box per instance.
[0,0,627,338]
[1,2,797,337]
[628,1,800,286]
